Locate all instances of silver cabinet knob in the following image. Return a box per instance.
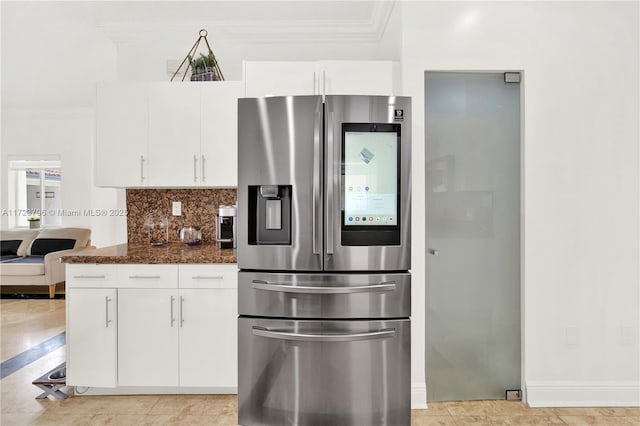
[428,248,439,256]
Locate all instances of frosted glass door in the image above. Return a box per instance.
[425,72,521,401]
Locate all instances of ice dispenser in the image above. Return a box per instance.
[248,185,292,245]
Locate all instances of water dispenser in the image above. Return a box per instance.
[247,185,292,245]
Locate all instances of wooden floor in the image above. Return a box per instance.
[1,299,639,425]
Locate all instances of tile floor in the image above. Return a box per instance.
[1,299,639,425]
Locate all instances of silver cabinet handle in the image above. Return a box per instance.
[313,71,316,95]
[140,155,146,183]
[326,110,335,255]
[193,155,198,183]
[180,296,184,327]
[105,296,112,328]
[73,275,106,279]
[170,296,175,327]
[428,249,439,256]
[312,109,322,255]
[201,155,206,183]
[128,275,161,279]
[252,280,396,294]
[322,70,326,97]
[191,275,224,280]
[252,326,396,342]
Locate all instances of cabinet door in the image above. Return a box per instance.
[200,82,243,187]
[179,288,237,387]
[66,288,117,387]
[118,289,179,386]
[319,60,396,96]
[147,83,201,186]
[243,61,317,97]
[96,82,148,187]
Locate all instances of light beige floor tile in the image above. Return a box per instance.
[420,402,456,416]
[411,414,457,425]
[50,395,160,415]
[488,415,566,425]
[446,401,502,416]
[453,415,492,425]
[590,407,640,416]
[559,415,639,425]
[87,413,149,425]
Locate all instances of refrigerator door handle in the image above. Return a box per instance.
[252,326,396,342]
[326,110,335,255]
[252,279,396,294]
[312,110,322,255]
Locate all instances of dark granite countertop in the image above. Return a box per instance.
[61,242,237,264]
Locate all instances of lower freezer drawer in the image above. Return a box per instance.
[238,318,410,426]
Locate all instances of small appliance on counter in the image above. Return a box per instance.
[179,226,202,245]
[216,205,237,249]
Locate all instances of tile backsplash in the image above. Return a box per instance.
[126,189,236,243]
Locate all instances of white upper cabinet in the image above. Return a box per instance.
[243,60,399,97]
[95,82,148,187]
[318,60,398,96]
[243,61,317,97]
[147,83,202,187]
[201,82,243,187]
[96,81,241,188]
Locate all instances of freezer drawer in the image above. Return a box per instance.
[238,272,410,319]
[238,318,410,426]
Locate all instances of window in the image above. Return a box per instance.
[7,158,62,228]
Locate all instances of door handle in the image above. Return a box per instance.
[326,110,335,255]
[105,296,112,328]
[312,109,322,255]
[140,155,145,183]
[428,248,439,256]
[252,326,396,342]
[252,280,396,294]
[191,275,224,280]
[313,71,317,95]
[322,70,326,97]
[73,275,106,279]
[170,296,175,327]
[201,155,206,183]
[128,275,161,279]
[193,155,198,183]
[180,296,184,327]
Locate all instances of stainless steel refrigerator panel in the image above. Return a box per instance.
[238,272,411,319]
[238,96,323,271]
[238,318,410,426]
[324,95,412,271]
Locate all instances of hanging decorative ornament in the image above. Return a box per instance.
[170,29,225,82]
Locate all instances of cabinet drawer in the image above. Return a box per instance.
[179,264,237,289]
[117,265,178,288]
[66,265,118,288]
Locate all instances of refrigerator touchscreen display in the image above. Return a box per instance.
[343,125,400,227]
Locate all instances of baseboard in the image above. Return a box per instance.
[411,382,427,409]
[75,386,237,396]
[526,381,640,407]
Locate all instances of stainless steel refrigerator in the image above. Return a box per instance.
[237,95,411,426]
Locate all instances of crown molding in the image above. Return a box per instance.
[98,0,396,44]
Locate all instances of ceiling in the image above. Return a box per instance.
[0,1,399,108]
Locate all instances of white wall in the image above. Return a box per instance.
[1,109,127,247]
[402,1,639,406]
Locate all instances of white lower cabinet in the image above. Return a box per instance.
[118,289,180,386]
[66,288,117,387]
[66,263,238,391]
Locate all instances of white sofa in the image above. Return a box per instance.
[0,228,93,298]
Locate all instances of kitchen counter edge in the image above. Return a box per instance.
[61,243,237,264]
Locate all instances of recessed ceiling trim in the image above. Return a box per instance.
[98,0,396,44]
